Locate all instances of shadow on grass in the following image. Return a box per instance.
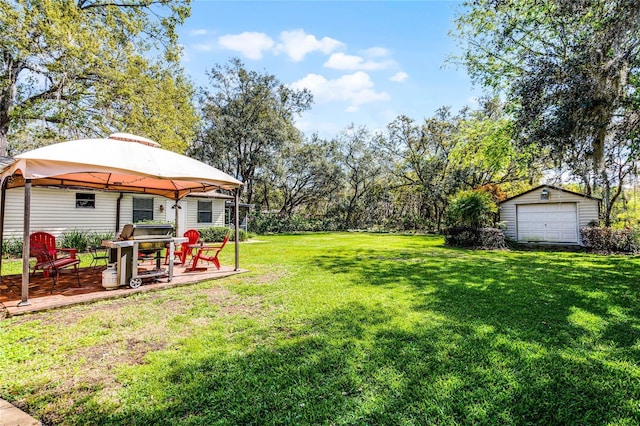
[40,237,640,425]
[67,298,639,425]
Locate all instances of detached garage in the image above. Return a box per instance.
[499,185,600,245]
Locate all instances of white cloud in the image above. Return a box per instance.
[390,71,409,82]
[189,29,209,36]
[290,71,390,111]
[276,29,343,61]
[362,47,390,58]
[324,52,394,71]
[218,32,274,60]
[193,43,216,52]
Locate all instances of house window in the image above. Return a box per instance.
[198,201,212,223]
[76,193,95,208]
[133,197,154,222]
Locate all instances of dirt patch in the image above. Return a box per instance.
[200,286,264,317]
[255,270,288,285]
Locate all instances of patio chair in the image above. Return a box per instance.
[165,229,201,265]
[30,241,81,294]
[89,245,110,269]
[189,234,229,271]
[30,232,77,276]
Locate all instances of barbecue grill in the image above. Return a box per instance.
[119,223,174,252]
[102,224,187,289]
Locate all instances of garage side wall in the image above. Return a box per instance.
[499,186,599,244]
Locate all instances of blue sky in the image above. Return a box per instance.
[178,0,480,138]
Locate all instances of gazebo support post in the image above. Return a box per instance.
[234,188,240,271]
[18,178,31,306]
[174,191,180,236]
[0,177,7,282]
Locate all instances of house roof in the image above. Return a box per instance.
[186,189,235,200]
[499,184,602,204]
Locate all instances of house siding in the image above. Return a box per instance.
[499,186,600,244]
[2,188,227,239]
[185,198,225,230]
[4,187,121,238]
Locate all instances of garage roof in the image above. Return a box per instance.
[499,184,601,204]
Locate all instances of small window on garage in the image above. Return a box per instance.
[133,197,154,222]
[76,193,95,208]
[198,201,212,223]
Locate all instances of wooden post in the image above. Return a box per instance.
[0,177,7,282]
[18,179,31,306]
[234,188,240,271]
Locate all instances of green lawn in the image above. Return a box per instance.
[1,233,639,425]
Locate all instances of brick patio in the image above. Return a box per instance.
[0,261,246,317]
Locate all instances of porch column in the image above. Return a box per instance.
[18,179,31,306]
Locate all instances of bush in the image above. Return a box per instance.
[2,237,23,258]
[580,227,639,253]
[446,190,497,228]
[444,226,506,249]
[59,230,116,252]
[198,227,249,242]
[250,212,343,234]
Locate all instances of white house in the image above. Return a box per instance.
[499,185,600,245]
[2,186,230,239]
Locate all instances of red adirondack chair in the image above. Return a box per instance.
[30,241,80,293]
[189,234,229,271]
[165,229,201,265]
[29,232,77,277]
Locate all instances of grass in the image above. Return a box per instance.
[1,233,639,425]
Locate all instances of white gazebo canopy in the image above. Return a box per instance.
[0,133,243,306]
[2,133,242,198]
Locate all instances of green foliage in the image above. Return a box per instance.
[191,58,313,204]
[251,211,343,234]
[452,0,640,224]
[1,0,194,155]
[445,190,497,228]
[198,226,249,242]
[58,230,115,253]
[1,237,23,258]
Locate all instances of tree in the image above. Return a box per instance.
[0,0,194,155]
[192,58,313,203]
[452,0,640,168]
[272,135,342,217]
[334,125,384,228]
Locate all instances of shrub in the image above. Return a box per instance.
[58,230,116,252]
[198,227,249,242]
[444,226,506,249]
[59,229,90,252]
[446,190,497,228]
[2,237,23,258]
[250,212,343,234]
[580,227,639,253]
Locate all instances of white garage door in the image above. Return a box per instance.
[517,203,578,243]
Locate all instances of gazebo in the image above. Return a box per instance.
[0,133,243,306]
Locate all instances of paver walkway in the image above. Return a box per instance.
[0,399,40,425]
[1,263,246,317]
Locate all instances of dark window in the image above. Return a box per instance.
[133,197,154,222]
[76,193,95,208]
[198,201,212,223]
